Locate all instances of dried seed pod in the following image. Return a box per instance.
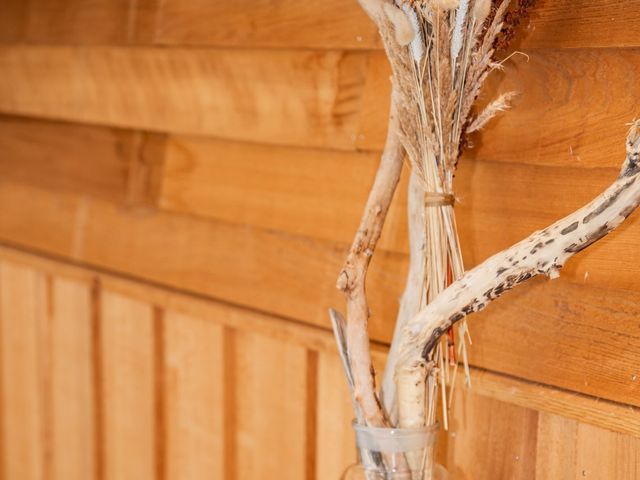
[382,3,416,45]
[473,0,492,25]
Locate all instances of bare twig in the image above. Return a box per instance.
[336,89,404,428]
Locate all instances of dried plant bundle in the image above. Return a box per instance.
[324,3,640,480]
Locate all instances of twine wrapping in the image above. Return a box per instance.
[423,192,455,207]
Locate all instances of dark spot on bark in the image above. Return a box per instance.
[545,239,554,245]
[496,267,507,275]
[620,204,637,219]
[583,178,635,224]
[564,224,610,253]
[484,288,493,298]
[539,261,548,268]
[506,274,517,284]
[530,242,544,254]
[517,272,533,282]
[561,221,579,235]
[494,284,505,295]
[423,325,450,358]
[620,158,640,178]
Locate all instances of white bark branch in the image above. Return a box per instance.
[397,121,640,377]
[380,172,425,425]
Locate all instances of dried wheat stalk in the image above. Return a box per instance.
[337,0,528,435]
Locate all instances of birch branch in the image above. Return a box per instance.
[397,121,640,378]
[380,171,425,425]
[336,88,404,427]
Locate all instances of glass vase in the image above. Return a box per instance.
[341,422,447,480]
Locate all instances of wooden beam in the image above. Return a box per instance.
[160,135,409,255]
[1,0,638,50]
[0,46,373,151]
[0,116,166,208]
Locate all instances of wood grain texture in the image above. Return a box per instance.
[462,368,640,439]
[154,0,379,50]
[363,49,640,154]
[0,46,371,150]
[466,278,640,408]
[0,181,406,342]
[2,0,639,50]
[50,277,96,480]
[164,310,224,480]
[455,159,640,291]
[447,390,539,480]
[2,181,640,406]
[0,246,638,480]
[316,350,357,479]
[0,261,45,480]
[160,134,408,253]
[0,0,157,45]
[535,413,640,480]
[1,48,636,155]
[234,330,307,479]
[100,291,155,480]
[519,0,640,50]
[471,48,640,169]
[0,116,166,207]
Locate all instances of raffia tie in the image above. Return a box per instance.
[423,192,455,207]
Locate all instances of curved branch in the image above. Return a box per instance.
[397,121,640,371]
[336,89,404,427]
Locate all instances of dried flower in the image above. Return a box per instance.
[435,0,460,10]
[473,0,492,25]
[383,3,416,45]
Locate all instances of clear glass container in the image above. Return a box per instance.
[341,422,448,480]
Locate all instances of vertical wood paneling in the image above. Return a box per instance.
[536,412,640,479]
[0,261,45,480]
[574,422,640,479]
[100,290,155,480]
[447,390,539,480]
[50,276,95,480]
[234,330,308,479]
[164,310,224,480]
[316,350,357,479]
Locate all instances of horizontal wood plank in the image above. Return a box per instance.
[519,1,640,50]
[0,46,373,150]
[0,180,407,340]
[0,0,157,45]
[1,47,636,161]
[471,48,640,169]
[154,0,379,50]
[2,1,639,50]
[160,135,408,253]
[0,116,166,207]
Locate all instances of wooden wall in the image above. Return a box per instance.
[0,1,639,478]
